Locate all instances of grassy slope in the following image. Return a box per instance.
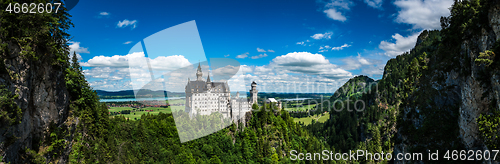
[293,112,330,125]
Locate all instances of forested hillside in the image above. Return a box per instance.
[67,104,336,163]
[330,75,377,102]
[305,0,500,163]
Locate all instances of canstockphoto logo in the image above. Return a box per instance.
[128,21,249,143]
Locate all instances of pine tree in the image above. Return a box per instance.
[209,155,223,164]
[71,51,81,72]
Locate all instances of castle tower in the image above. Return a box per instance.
[206,74,212,89]
[250,81,258,105]
[196,63,203,81]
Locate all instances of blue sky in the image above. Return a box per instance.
[68,0,453,92]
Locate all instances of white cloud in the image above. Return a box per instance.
[321,0,353,22]
[251,53,268,59]
[84,67,130,80]
[123,41,132,44]
[364,0,383,9]
[320,45,331,50]
[341,54,372,70]
[379,32,421,57]
[271,52,352,79]
[81,55,129,67]
[318,44,350,52]
[357,54,371,65]
[361,64,385,76]
[99,12,109,16]
[297,39,311,46]
[318,45,330,52]
[68,41,88,61]
[257,48,266,52]
[81,52,191,71]
[240,65,253,73]
[235,52,356,93]
[273,52,329,65]
[87,79,133,91]
[325,0,352,10]
[236,52,249,59]
[82,53,193,91]
[254,65,272,72]
[224,54,230,57]
[340,53,388,77]
[268,49,275,52]
[311,32,333,40]
[211,65,241,77]
[148,55,192,70]
[332,43,351,50]
[242,72,351,94]
[323,9,347,22]
[117,19,137,29]
[394,0,453,29]
[69,41,89,54]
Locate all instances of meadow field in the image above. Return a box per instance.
[293,112,329,126]
[109,105,184,120]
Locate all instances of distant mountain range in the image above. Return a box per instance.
[95,89,332,99]
[95,90,185,99]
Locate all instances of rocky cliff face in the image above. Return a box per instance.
[458,26,498,150]
[392,1,500,163]
[0,44,71,163]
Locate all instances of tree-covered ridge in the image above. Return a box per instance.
[65,103,338,164]
[330,75,376,102]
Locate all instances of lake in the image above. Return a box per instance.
[279,98,313,101]
[99,95,248,102]
[100,97,185,102]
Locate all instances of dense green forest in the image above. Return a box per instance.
[66,104,337,163]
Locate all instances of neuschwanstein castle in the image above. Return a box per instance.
[185,63,258,121]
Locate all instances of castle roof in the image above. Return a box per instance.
[186,80,229,93]
[267,98,278,103]
[186,64,229,93]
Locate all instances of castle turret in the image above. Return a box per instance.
[250,81,258,105]
[206,74,212,89]
[196,63,203,81]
